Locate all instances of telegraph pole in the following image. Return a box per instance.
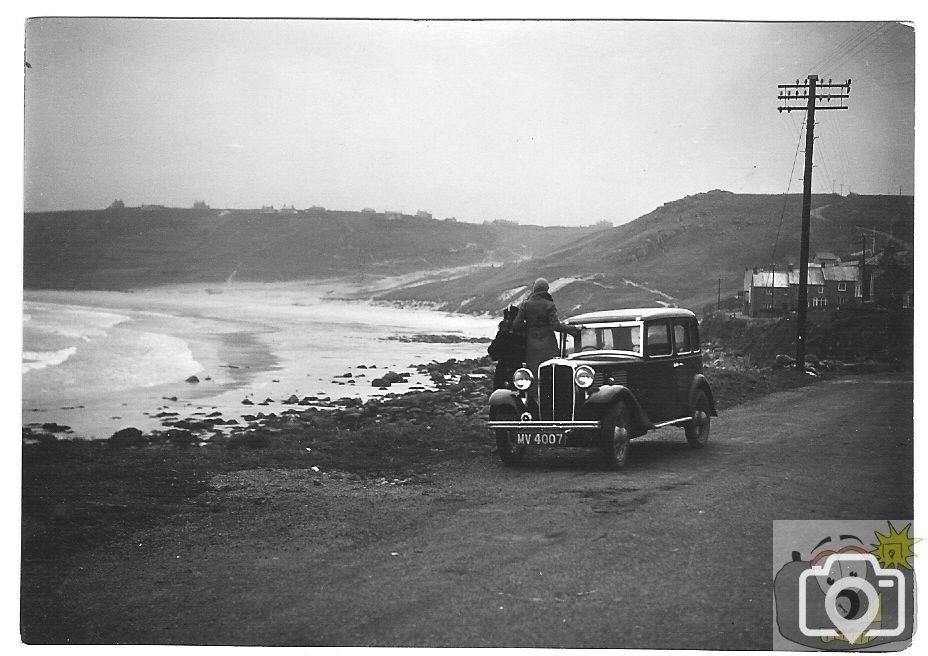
[778,75,850,371]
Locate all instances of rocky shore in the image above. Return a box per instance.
[23,357,497,452]
[23,345,835,455]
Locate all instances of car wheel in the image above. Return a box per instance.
[494,410,526,466]
[684,388,711,448]
[601,401,630,470]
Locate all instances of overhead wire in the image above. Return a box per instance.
[770,116,806,265]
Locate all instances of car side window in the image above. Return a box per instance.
[673,320,692,354]
[646,321,672,357]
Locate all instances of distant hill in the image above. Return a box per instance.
[374,191,914,315]
[24,193,913,318]
[23,208,594,290]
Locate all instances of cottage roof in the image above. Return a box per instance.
[788,267,825,286]
[814,251,840,262]
[752,271,790,288]
[821,265,859,282]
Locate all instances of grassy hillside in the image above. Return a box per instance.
[24,193,913,319]
[23,208,593,290]
[377,191,914,315]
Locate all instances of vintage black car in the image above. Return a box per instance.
[487,307,717,468]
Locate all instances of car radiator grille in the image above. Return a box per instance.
[538,363,575,421]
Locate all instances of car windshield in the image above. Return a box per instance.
[564,322,642,356]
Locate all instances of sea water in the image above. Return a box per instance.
[22,286,497,438]
[23,301,203,404]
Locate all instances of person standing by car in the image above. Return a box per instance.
[487,304,525,389]
[514,278,580,402]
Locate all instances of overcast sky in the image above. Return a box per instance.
[23,18,915,226]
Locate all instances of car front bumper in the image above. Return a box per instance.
[487,420,602,430]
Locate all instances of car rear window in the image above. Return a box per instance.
[673,320,693,353]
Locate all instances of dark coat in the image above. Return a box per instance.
[513,292,576,379]
[488,305,525,389]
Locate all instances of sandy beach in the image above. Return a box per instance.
[23,280,495,440]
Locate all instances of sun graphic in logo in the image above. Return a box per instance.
[870,521,918,570]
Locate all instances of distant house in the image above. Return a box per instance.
[743,268,792,315]
[743,263,859,316]
[415,210,432,219]
[139,204,166,211]
[384,211,403,221]
[821,265,860,308]
[309,205,326,212]
[361,207,377,215]
[260,205,276,214]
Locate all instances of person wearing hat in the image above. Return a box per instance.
[487,304,526,389]
[513,278,580,403]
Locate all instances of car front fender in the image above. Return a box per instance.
[488,388,528,419]
[583,385,655,434]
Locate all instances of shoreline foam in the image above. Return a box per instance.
[23,282,494,439]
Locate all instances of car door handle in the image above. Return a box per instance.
[673,361,684,368]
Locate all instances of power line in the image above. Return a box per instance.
[809,23,887,76]
[770,115,806,265]
[821,23,890,74]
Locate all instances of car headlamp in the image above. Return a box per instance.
[574,365,595,388]
[512,368,533,391]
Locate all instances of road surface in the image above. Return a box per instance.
[24,373,913,647]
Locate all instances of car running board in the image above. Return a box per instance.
[652,417,692,428]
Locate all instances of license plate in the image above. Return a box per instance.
[515,431,567,446]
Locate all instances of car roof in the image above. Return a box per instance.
[565,307,696,324]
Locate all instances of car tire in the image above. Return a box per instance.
[601,401,630,470]
[684,388,711,448]
[494,410,526,467]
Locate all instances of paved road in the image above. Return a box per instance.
[34,373,912,647]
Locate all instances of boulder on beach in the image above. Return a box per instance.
[283,395,300,404]
[41,422,71,433]
[109,427,147,448]
[167,429,196,447]
[173,419,208,432]
[241,398,254,405]
[186,375,200,383]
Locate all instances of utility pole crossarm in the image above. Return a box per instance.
[778,106,849,112]
[778,79,851,112]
